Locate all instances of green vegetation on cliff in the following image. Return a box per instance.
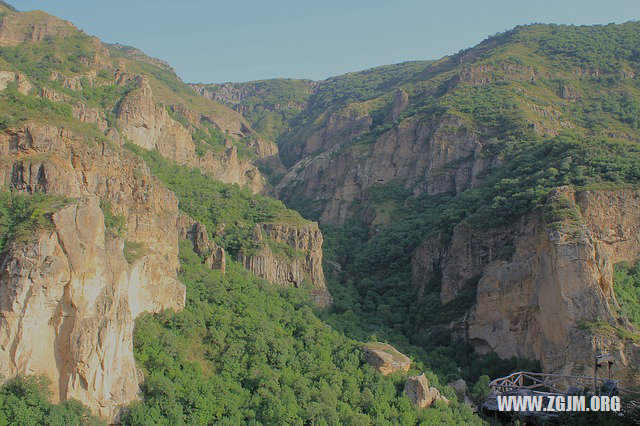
[0,376,103,426]
[614,261,640,329]
[0,191,67,253]
[126,143,304,256]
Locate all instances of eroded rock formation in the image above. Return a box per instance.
[116,76,265,193]
[177,214,226,272]
[0,124,186,420]
[239,222,332,307]
[411,187,640,385]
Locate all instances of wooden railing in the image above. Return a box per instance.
[489,371,611,396]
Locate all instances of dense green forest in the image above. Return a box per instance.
[0,377,102,426]
[121,241,482,425]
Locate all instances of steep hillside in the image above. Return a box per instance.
[273,23,640,223]
[200,22,640,391]
[191,79,315,142]
[0,4,278,193]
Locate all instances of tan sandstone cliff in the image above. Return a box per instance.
[116,75,265,193]
[411,187,640,385]
[0,123,186,420]
[239,222,332,307]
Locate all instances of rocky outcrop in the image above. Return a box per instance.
[387,88,409,123]
[116,76,195,163]
[0,10,76,46]
[278,113,485,224]
[72,103,108,131]
[245,137,279,158]
[361,342,412,375]
[411,187,640,386]
[239,222,331,306]
[282,108,373,166]
[0,70,32,94]
[448,62,546,87]
[0,123,186,420]
[108,43,174,71]
[116,76,265,193]
[404,374,450,408]
[177,215,226,272]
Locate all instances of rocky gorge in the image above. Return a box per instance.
[0,1,639,423]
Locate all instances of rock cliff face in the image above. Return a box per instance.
[177,214,226,272]
[116,76,265,193]
[277,113,484,223]
[239,222,332,307]
[0,124,186,420]
[412,223,514,303]
[411,187,640,385]
[281,108,373,167]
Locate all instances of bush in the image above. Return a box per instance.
[613,262,640,329]
[470,375,491,405]
[0,191,67,253]
[0,376,103,426]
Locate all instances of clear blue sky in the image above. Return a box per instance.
[8,0,640,83]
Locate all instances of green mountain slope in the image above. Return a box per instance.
[206,21,640,410]
[122,241,480,425]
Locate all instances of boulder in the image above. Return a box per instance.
[405,374,450,408]
[361,342,411,375]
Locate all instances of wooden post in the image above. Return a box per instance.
[594,355,598,394]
